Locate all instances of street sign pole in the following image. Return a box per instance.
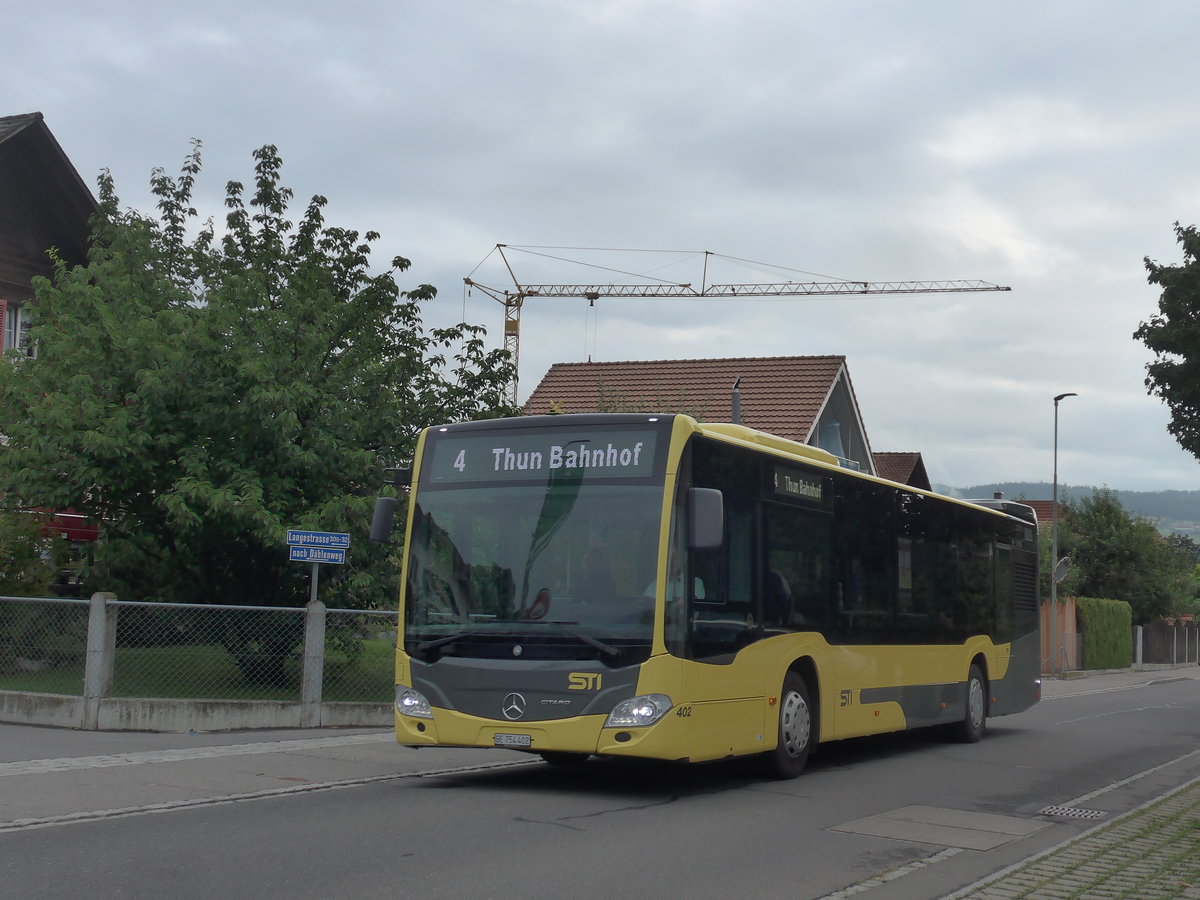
[286,530,350,606]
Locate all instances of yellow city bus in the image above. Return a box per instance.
[381,413,1040,777]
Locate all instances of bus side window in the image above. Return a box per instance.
[689,438,757,660]
[762,502,833,633]
[834,480,897,642]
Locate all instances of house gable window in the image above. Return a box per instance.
[2,301,35,357]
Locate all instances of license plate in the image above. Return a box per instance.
[493,733,532,748]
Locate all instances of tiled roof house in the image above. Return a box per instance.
[524,355,885,476]
[1023,500,1057,527]
[0,111,96,355]
[872,451,932,491]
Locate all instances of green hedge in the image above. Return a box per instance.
[1076,596,1133,670]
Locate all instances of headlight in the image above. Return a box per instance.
[395,685,433,719]
[604,694,673,728]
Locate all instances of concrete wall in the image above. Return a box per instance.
[0,690,390,732]
[1,594,394,732]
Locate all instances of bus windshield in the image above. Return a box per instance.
[403,421,669,664]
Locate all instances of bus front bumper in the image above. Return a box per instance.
[395,705,701,762]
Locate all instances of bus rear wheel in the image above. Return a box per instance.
[761,672,813,779]
[949,664,987,743]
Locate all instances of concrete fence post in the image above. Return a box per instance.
[300,600,327,728]
[1134,625,1143,670]
[82,592,118,730]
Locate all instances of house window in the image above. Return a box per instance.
[2,302,35,357]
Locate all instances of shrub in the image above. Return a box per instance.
[1076,596,1133,669]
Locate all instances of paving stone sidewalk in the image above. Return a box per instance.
[953,777,1200,899]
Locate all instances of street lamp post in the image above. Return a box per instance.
[1051,392,1077,676]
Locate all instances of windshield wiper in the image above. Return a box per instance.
[415,630,501,652]
[524,620,621,657]
[415,622,625,658]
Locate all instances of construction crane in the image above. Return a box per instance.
[464,245,1012,406]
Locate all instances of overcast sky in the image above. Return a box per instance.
[6,0,1200,493]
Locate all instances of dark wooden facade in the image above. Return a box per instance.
[0,112,95,349]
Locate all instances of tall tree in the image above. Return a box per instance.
[1060,488,1193,623]
[0,143,516,610]
[0,510,68,597]
[1135,223,1200,460]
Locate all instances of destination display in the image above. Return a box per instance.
[423,428,661,485]
[772,464,826,505]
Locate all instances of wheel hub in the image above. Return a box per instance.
[780,690,811,757]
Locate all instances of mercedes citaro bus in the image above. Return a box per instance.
[372,413,1040,777]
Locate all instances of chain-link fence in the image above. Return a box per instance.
[323,609,396,702]
[1,595,398,706]
[110,602,308,701]
[0,596,90,695]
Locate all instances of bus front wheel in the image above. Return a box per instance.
[762,672,813,779]
[949,664,987,743]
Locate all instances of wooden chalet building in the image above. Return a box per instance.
[1,112,99,556]
[523,355,932,489]
[0,111,95,355]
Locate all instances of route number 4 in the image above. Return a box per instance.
[453,450,466,472]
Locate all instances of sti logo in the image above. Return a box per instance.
[568,672,602,690]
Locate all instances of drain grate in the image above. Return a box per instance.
[1039,805,1108,820]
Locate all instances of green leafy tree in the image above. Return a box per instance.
[0,143,516,617]
[1058,488,1194,623]
[1166,533,1200,565]
[0,507,82,675]
[0,508,67,596]
[1135,223,1200,460]
[1165,534,1200,618]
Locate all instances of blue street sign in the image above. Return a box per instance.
[286,529,350,550]
[289,546,347,565]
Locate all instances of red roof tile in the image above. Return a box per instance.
[872,452,931,490]
[523,356,848,444]
[1024,500,1060,525]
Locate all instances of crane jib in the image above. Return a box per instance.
[462,243,1011,406]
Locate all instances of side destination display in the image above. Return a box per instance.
[424,428,660,485]
[771,463,828,507]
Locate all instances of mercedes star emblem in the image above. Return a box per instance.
[501,692,526,720]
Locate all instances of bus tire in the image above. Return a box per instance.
[951,664,987,743]
[761,672,813,779]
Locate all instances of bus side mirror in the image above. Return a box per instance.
[688,487,724,551]
[384,467,412,487]
[370,497,398,543]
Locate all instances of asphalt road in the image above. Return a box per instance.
[3,668,1199,899]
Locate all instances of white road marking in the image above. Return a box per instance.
[0,759,536,833]
[0,732,394,777]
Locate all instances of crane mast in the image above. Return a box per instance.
[464,245,1012,406]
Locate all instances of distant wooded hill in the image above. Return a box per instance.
[940,482,1200,536]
